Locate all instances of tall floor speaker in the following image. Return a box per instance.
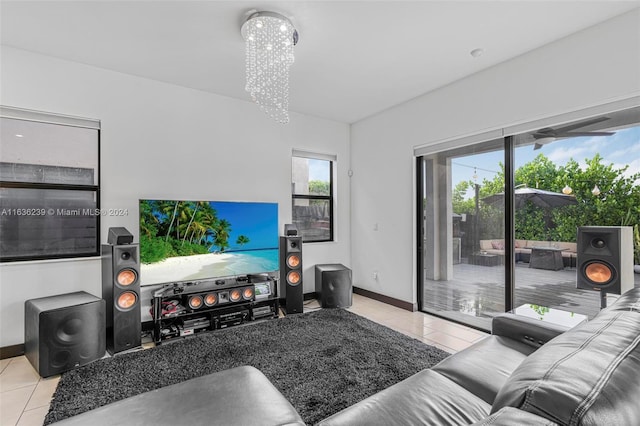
[102,242,141,354]
[25,291,105,377]
[576,226,633,295]
[280,236,303,314]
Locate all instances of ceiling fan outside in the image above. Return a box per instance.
[532,116,615,150]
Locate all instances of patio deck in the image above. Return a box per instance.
[422,262,640,330]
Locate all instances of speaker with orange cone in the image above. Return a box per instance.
[280,236,303,314]
[576,226,633,296]
[102,236,141,354]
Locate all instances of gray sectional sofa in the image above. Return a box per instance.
[54,287,640,425]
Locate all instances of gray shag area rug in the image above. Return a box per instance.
[45,308,450,425]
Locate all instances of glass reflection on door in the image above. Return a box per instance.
[511,112,640,319]
[420,139,505,331]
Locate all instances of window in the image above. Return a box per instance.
[0,106,100,262]
[291,150,335,242]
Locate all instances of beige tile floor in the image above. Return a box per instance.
[0,293,486,426]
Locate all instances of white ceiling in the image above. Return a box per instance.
[1,1,639,124]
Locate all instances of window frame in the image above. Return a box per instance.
[291,152,335,243]
[0,106,101,262]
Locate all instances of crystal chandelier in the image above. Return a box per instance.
[241,11,298,124]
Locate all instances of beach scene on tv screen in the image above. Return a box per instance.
[139,200,279,285]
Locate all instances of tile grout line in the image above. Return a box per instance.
[24,377,46,413]
[3,384,37,426]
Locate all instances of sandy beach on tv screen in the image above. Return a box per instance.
[141,252,232,285]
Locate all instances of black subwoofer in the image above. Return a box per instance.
[25,291,105,377]
[576,226,633,295]
[280,236,303,314]
[102,242,141,354]
[315,264,353,308]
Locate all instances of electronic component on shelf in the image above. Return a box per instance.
[254,282,272,300]
[216,307,250,329]
[151,274,278,344]
[160,324,180,340]
[178,316,210,336]
[253,305,275,319]
[149,299,186,319]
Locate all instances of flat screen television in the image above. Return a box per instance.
[139,199,279,286]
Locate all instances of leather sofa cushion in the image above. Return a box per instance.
[52,366,305,426]
[432,335,534,404]
[317,369,490,426]
[492,309,640,425]
[471,407,558,425]
[603,288,640,312]
[492,313,568,349]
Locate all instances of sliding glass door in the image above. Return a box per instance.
[418,105,640,331]
[512,111,640,318]
[419,138,505,330]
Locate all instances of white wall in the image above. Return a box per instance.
[350,10,640,304]
[0,47,350,347]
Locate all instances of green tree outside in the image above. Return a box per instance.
[452,153,640,243]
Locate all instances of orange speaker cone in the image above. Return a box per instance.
[230,289,242,302]
[204,293,217,306]
[287,254,300,268]
[287,271,301,285]
[117,291,138,310]
[243,287,254,300]
[585,262,613,284]
[116,269,137,286]
[188,295,203,309]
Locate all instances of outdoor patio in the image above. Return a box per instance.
[422,262,640,330]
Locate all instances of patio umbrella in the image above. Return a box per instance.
[482,187,577,237]
[482,187,577,209]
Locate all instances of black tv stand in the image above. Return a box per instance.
[151,274,279,344]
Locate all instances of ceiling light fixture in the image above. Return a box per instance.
[241,11,298,124]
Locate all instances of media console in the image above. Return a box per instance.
[151,274,279,344]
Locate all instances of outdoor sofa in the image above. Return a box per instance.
[53,287,640,425]
[480,238,577,266]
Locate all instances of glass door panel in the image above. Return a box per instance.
[420,139,505,331]
[512,108,640,318]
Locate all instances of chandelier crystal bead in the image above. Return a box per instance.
[241,11,298,124]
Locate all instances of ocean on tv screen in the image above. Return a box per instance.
[139,199,279,285]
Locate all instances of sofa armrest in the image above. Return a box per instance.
[50,366,305,426]
[491,313,568,349]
